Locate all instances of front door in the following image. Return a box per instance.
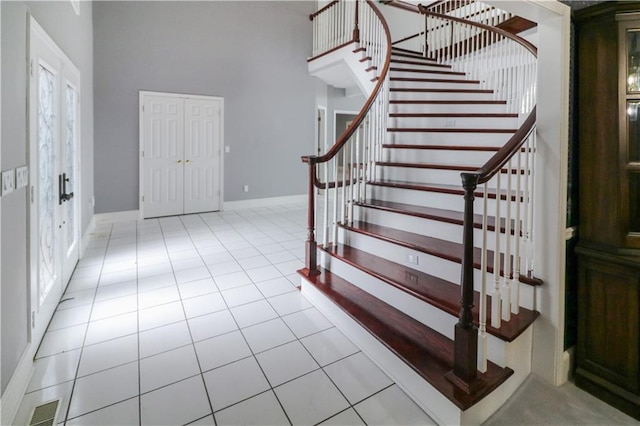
[29,18,81,343]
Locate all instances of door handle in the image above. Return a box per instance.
[177,160,182,164]
[58,173,74,204]
[186,160,191,164]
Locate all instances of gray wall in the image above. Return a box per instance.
[1,1,94,394]
[93,1,317,213]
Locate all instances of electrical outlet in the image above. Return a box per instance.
[16,166,29,189]
[1,170,15,196]
[444,119,456,128]
[225,146,230,153]
[406,253,418,265]
[243,185,249,193]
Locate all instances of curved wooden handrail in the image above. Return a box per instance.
[302,0,392,173]
[310,0,339,21]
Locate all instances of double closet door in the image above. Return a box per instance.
[141,92,223,218]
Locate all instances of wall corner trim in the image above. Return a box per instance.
[0,346,35,426]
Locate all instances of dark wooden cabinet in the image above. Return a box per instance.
[575,2,640,420]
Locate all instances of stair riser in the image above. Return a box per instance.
[390,102,508,114]
[387,116,519,129]
[375,166,526,189]
[390,91,496,101]
[356,203,512,253]
[387,131,513,146]
[320,248,458,341]
[382,149,495,165]
[390,62,455,72]
[390,70,467,80]
[390,80,482,90]
[339,226,536,311]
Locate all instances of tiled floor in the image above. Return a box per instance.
[15,203,435,426]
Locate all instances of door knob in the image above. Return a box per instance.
[177,160,182,164]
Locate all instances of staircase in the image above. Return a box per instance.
[301,2,539,424]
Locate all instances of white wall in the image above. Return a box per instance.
[93,1,317,213]
[0,0,94,410]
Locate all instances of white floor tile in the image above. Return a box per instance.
[178,278,218,299]
[354,385,436,426]
[255,276,297,298]
[203,357,270,411]
[78,334,138,377]
[65,276,99,293]
[202,252,235,266]
[13,381,74,426]
[237,255,271,270]
[320,408,366,425]
[66,396,139,426]
[137,272,176,293]
[274,369,349,425]
[36,324,87,359]
[221,284,264,308]
[214,391,289,426]
[256,341,319,387]
[99,269,137,286]
[230,247,261,260]
[90,294,138,321]
[264,250,296,264]
[84,312,138,346]
[139,301,185,331]
[182,292,227,318]
[186,414,216,425]
[230,299,278,328]
[58,289,95,310]
[140,376,211,426]
[175,266,211,284]
[94,280,137,302]
[188,310,238,342]
[214,271,252,291]
[273,259,304,276]
[139,320,192,358]
[27,350,81,392]
[138,285,180,309]
[267,291,312,316]
[195,331,252,372]
[68,362,139,419]
[324,352,393,404]
[48,304,92,331]
[241,318,296,354]
[137,262,172,278]
[300,327,359,366]
[282,307,332,338]
[245,265,283,284]
[140,345,200,393]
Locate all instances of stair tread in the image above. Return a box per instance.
[339,220,542,286]
[387,127,517,133]
[383,144,500,151]
[390,67,466,76]
[369,179,513,199]
[391,88,494,94]
[391,77,481,84]
[322,241,539,342]
[391,59,452,69]
[301,267,514,409]
[389,112,518,118]
[390,99,507,104]
[391,52,439,62]
[359,198,514,234]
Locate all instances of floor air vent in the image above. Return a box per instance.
[28,399,60,426]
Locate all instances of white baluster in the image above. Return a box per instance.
[492,172,502,329]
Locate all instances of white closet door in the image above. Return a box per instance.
[184,98,222,214]
[143,96,185,218]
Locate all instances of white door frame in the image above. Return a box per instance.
[139,91,224,219]
[333,109,359,143]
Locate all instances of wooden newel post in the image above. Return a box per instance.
[353,0,360,42]
[445,172,485,394]
[303,156,320,277]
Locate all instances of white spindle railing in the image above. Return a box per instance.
[304,0,391,277]
[311,0,356,58]
[415,5,537,376]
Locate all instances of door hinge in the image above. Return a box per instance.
[142,104,145,112]
[30,186,35,203]
[30,59,34,78]
[31,311,35,329]
[142,195,145,202]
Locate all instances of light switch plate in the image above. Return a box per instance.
[1,170,15,196]
[16,166,29,189]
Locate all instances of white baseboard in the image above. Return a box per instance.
[94,210,140,224]
[223,194,306,210]
[0,345,35,426]
[560,346,575,384]
[79,215,96,259]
